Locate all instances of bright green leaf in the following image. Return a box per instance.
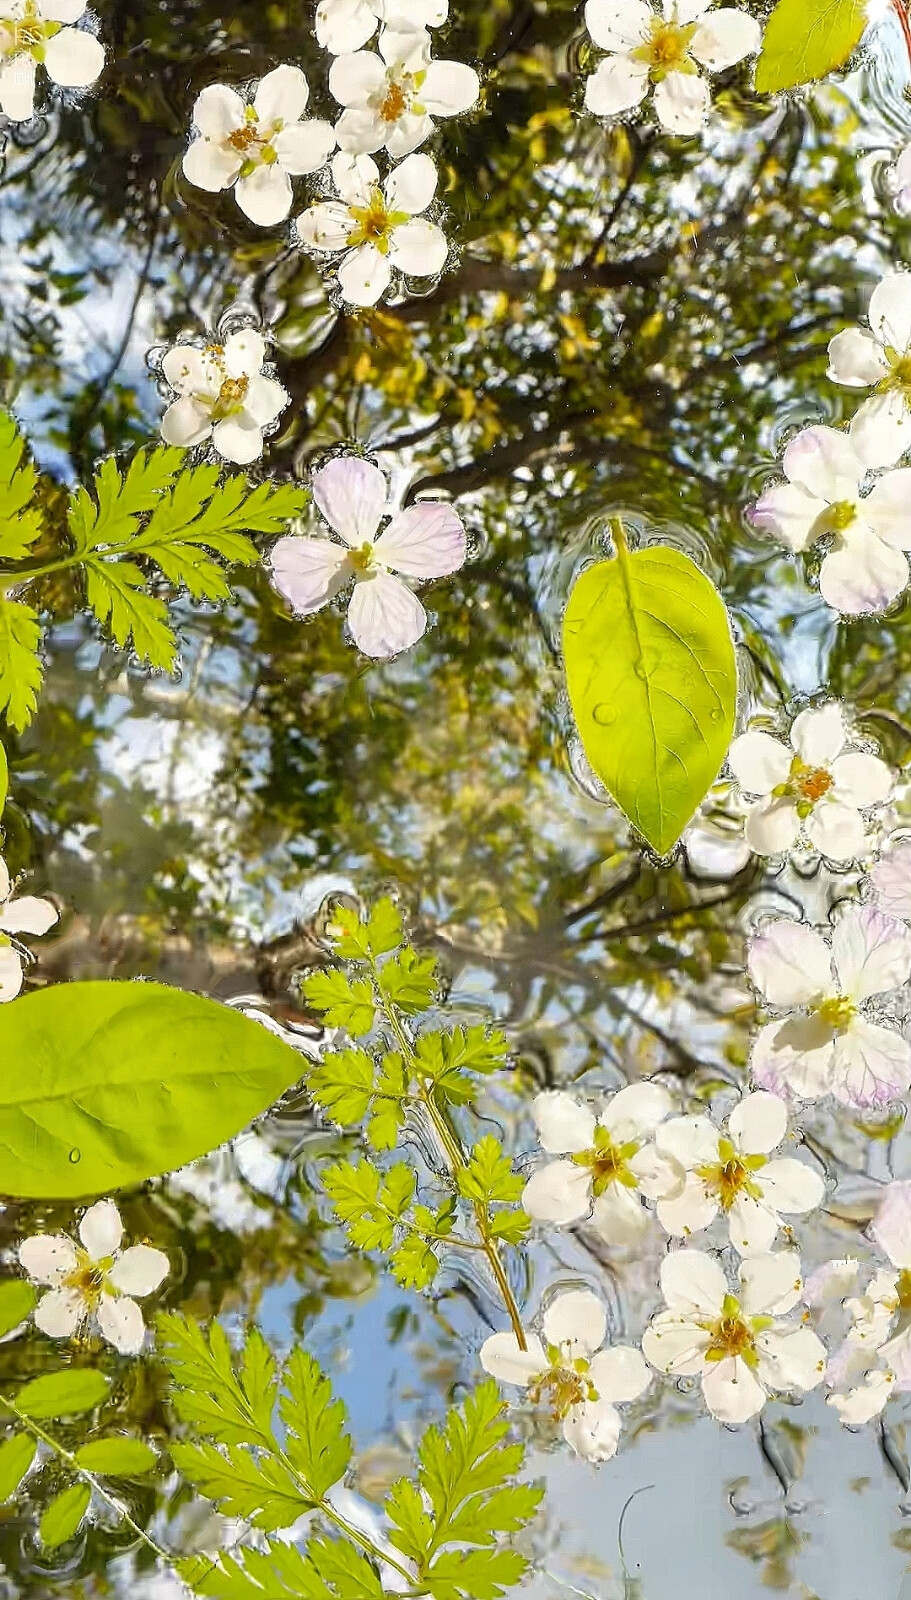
[456,1136,524,1206]
[158,1317,278,1450]
[17,1368,110,1419]
[170,1439,307,1530]
[302,972,375,1035]
[0,596,43,732]
[75,1437,157,1476]
[0,411,42,561]
[389,1234,439,1291]
[378,947,437,1014]
[309,1047,375,1125]
[754,0,867,93]
[365,898,404,956]
[280,1348,352,1500]
[0,1279,37,1338]
[0,1433,36,1501]
[39,1481,91,1549]
[562,534,736,856]
[0,737,7,815]
[84,562,176,669]
[414,1026,508,1105]
[0,980,306,1197]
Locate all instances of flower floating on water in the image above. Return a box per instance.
[749,423,911,615]
[297,150,448,308]
[19,1199,169,1354]
[316,0,448,55]
[329,28,480,159]
[891,143,911,216]
[642,1248,826,1423]
[270,455,466,658]
[582,0,761,136]
[521,1082,682,1243]
[871,837,911,919]
[182,65,336,228]
[0,0,104,123]
[0,857,57,1001]
[159,329,289,466]
[827,270,911,468]
[728,701,893,860]
[748,907,911,1107]
[480,1287,651,1462]
[654,1091,825,1255]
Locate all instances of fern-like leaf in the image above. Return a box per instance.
[0,411,43,561]
[0,596,44,731]
[279,1348,351,1500]
[178,1535,383,1599]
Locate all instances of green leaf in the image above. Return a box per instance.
[456,1136,524,1206]
[389,1234,440,1291]
[754,0,867,92]
[0,981,306,1197]
[75,1437,157,1476]
[0,1279,37,1338]
[378,947,437,1014]
[178,1536,383,1598]
[279,1347,352,1500]
[170,1440,306,1531]
[84,561,176,669]
[39,1481,92,1549]
[309,1047,375,1125]
[365,898,404,956]
[302,972,376,1035]
[423,1548,530,1600]
[562,535,736,856]
[17,1368,110,1419]
[158,1317,278,1449]
[414,1026,509,1105]
[487,1209,531,1245]
[0,596,43,732]
[323,1158,417,1253]
[0,737,7,815]
[325,898,402,960]
[0,1433,36,1501]
[0,411,43,561]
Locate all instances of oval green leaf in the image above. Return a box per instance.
[0,1433,36,1501]
[17,1368,111,1420]
[563,535,736,856]
[0,1279,36,1339]
[75,1437,157,1476]
[39,1481,91,1549]
[0,738,7,815]
[754,0,867,93]
[0,980,308,1198]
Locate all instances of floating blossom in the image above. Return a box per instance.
[297,150,448,308]
[316,0,447,56]
[728,702,893,860]
[892,142,911,216]
[642,1249,826,1423]
[749,424,911,616]
[270,455,466,658]
[654,1092,825,1255]
[329,29,480,159]
[0,856,57,1001]
[748,907,911,1108]
[827,271,911,468]
[0,0,104,123]
[182,66,336,228]
[19,1200,169,1355]
[159,329,288,467]
[521,1083,683,1244]
[480,1288,651,1462]
[870,838,911,919]
[582,0,761,136]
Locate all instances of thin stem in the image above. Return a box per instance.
[892,0,911,69]
[609,513,630,563]
[0,1396,168,1561]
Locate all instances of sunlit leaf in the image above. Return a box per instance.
[0,1279,36,1338]
[754,0,867,92]
[0,411,42,562]
[74,1437,158,1476]
[0,596,43,732]
[39,1481,92,1548]
[0,1433,36,1501]
[17,1368,110,1420]
[280,1347,352,1500]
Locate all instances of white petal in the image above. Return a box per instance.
[160,397,212,449]
[755,1325,826,1393]
[223,331,267,378]
[832,905,911,1001]
[385,150,438,214]
[783,426,863,503]
[862,469,911,550]
[869,270,911,353]
[872,842,911,919]
[243,375,288,427]
[531,1091,596,1154]
[338,240,392,306]
[652,71,710,136]
[830,1019,911,1109]
[478,1329,545,1387]
[96,1295,146,1355]
[253,64,309,126]
[881,1325,911,1388]
[388,218,448,278]
[328,49,386,107]
[383,112,434,159]
[182,137,242,192]
[790,702,845,765]
[421,58,479,114]
[588,1343,651,1402]
[334,106,389,155]
[19,1234,77,1285]
[0,946,24,1001]
[590,1183,651,1243]
[562,1396,621,1462]
[79,1200,123,1261]
[871,1181,911,1270]
[0,56,37,121]
[191,82,246,139]
[659,1248,727,1316]
[272,119,337,175]
[729,1091,787,1155]
[0,894,57,936]
[848,392,911,469]
[316,0,379,53]
[542,1288,606,1358]
[522,1160,592,1224]
[739,1251,802,1316]
[654,1113,719,1170]
[43,27,105,90]
[107,1244,169,1297]
[689,8,761,68]
[601,1079,674,1140]
[728,730,791,795]
[584,0,653,49]
[757,1158,824,1216]
[627,1143,683,1201]
[750,1018,834,1102]
[235,165,294,227]
[373,502,466,578]
[744,797,800,856]
[829,1370,895,1425]
[39,0,89,19]
[827,326,889,388]
[819,524,909,616]
[332,148,379,202]
[297,201,357,253]
[583,54,650,117]
[702,1356,766,1423]
[829,750,893,807]
[211,417,266,466]
[313,456,387,545]
[749,481,828,554]
[747,920,832,1007]
[656,1173,718,1239]
[806,801,868,862]
[727,1194,780,1256]
[270,536,349,616]
[0,860,10,902]
[641,1311,711,1375]
[803,1257,859,1307]
[34,1287,84,1340]
[347,570,426,656]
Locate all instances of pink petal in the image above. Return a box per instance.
[373,502,467,578]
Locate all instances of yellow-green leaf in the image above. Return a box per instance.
[0,1279,36,1338]
[754,0,867,93]
[0,1433,36,1502]
[17,1368,110,1420]
[75,1437,157,1476]
[39,1481,91,1548]
[562,530,736,856]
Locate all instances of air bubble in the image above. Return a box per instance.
[68,1148,81,1164]
[592,703,616,726]
[709,708,723,722]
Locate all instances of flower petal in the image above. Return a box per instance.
[421,59,480,115]
[641,1310,711,1374]
[829,1370,895,1425]
[652,71,710,136]
[654,1113,719,1170]
[589,1343,651,1402]
[108,1244,169,1297]
[0,57,36,122]
[583,55,650,117]
[750,1018,834,1102]
[872,842,911,919]
[44,27,105,89]
[297,201,357,253]
[848,392,911,469]
[19,1233,77,1285]
[747,919,832,1007]
[522,1160,592,1224]
[757,1157,824,1216]
[332,149,379,202]
[827,326,889,387]
[316,0,379,53]
[270,536,350,615]
[478,1329,545,1387]
[183,136,242,193]
[783,426,863,503]
[829,750,892,807]
[601,1079,674,1141]
[338,240,392,306]
[34,1287,84,1339]
[659,1248,727,1316]
[541,1288,606,1358]
[243,375,288,428]
[373,502,466,578]
[744,797,800,856]
[749,481,828,553]
[335,106,390,155]
[96,1295,146,1355]
[346,570,427,656]
[253,64,309,126]
[862,469,911,551]
[656,1172,718,1239]
[727,1194,779,1256]
[805,800,868,863]
[235,165,294,227]
[329,50,386,107]
[830,1019,911,1109]
[819,524,909,616]
[562,1396,621,1462]
[584,0,653,49]
[755,1325,826,1393]
[388,218,448,278]
[531,1090,596,1154]
[272,119,337,175]
[701,1355,766,1423]
[789,701,845,765]
[191,82,246,139]
[0,894,57,936]
[869,270,911,353]
[212,416,266,466]
[727,730,791,795]
[729,1090,787,1155]
[160,397,212,449]
[313,457,387,545]
[870,1181,911,1271]
[79,1200,123,1260]
[385,150,438,214]
[590,1182,651,1243]
[832,906,911,1001]
[689,7,761,68]
[739,1250,802,1316]
[0,946,24,1002]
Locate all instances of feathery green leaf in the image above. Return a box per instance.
[0,596,43,731]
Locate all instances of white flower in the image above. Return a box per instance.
[183,66,336,228]
[749,423,911,616]
[827,271,911,468]
[19,1200,169,1355]
[521,1082,682,1244]
[297,150,448,308]
[642,1249,826,1423]
[870,838,911,919]
[748,907,911,1108]
[892,142,911,217]
[0,856,57,1001]
[330,28,479,160]
[480,1287,651,1461]
[0,0,104,123]
[654,1092,825,1255]
[316,0,447,55]
[159,329,288,466]
[270,455,466,658]
[582,0,761,136]
[728,701,893,860]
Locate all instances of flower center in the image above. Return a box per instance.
[381,80,409,122]
[632,18,698,79]
[572,1127,640,1196]
[63,1250,112,1309]
[703,1294,769,1365]
[529,1349,597,1418]
[883,349,911,398]
[0,1,60,58]
[349,542,377,575]
[696,1137,766,1211]
[814,993,857,1031]
[771,756,834,820]
[827,499,857,533]
[211,374,250,420]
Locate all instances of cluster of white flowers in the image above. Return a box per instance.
[0,855,57,1000]
[582,0,761,136]
[0,0,104,122]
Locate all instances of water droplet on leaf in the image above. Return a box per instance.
[68,1148,81,1164]
[592,703,616,726]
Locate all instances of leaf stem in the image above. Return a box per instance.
[0,1395,169,1561]
[609,513,629,563]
